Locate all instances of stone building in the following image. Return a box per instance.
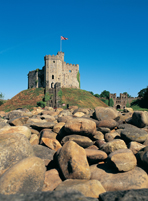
[28,51,80,90]
[109,93,137,109]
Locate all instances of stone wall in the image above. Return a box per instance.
[28,68,44,89]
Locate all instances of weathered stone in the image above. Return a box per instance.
[42,169,62,191]
[95,139,106,149]
[132,111,148,128]
[0,125,31,139]
[41,137,62,151]
[53,122,65,134]
[55,179,106,198]
[57,141,91,179]
[64,118,96,138]
[40,115,55,122]
[7,110,23,120]
[0,156,45,195]
[85,149,107,164]
[0,122,9,129]
[101,139,127,154]
[129,141,146,154]
[30,134,39,145]
[121,126,148,143]
[94,107,119,121]
[61,135,93,148]
[31,108,44,115]
[8,116,29,126]
[86,145,99,150]
[27,118,55,131]
[57,115,73,123]
[0,190,98,201]
[104,131,120,142]
[73,112,85,117]
[74,108,90,115]
[92,131,104,140]
[58,110,72,117]
[0,133,34,171]
[98,127,110,134]
[123,107,134,113]
[108,149,137,172]
[97,119,118,130]
[90,164,148,191]
[99,189,148,201]
[33,145,55,160]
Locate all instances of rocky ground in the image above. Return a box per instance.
[0,106,148,200]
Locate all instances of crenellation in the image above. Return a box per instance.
[28,51,80,90]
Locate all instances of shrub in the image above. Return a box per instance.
[37,101,46,108]
[101,98,108,105]
[126,100,130,107]
[44,92,51,102]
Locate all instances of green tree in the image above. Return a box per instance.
[108,98,114,107]
[0,93,4,99]
[89,91,94,95]
[100,90,110,99]
[138,88,147,98]
[123,92,131,98]
[94,94,100,98]
[101,98,109,105]
[126,100,130,107]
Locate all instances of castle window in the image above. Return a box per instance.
[53,61,55,63]
[52,75,54,79]
[69,70,72,72]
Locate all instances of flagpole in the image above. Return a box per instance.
[60,36,62,52]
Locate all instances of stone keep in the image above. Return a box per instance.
[28,52,80,89]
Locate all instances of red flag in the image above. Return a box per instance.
[61,36,68,40]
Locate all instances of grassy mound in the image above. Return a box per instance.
[0,88,107,112]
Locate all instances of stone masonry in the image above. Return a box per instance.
[28,52,80,90]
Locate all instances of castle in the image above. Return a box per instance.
[28,51,80,90]
[109,93,137,109]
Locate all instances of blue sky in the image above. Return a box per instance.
[0,0,148,99]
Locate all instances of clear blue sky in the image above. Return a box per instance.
[0,0,148,99]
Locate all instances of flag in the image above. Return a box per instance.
[61,36,68,40]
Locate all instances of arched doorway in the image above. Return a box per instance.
[116,105,121,109]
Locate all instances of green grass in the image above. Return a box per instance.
[131,105,148,111]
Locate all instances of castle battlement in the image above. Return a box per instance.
[28,51,80,90]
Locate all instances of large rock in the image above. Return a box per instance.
[0,133,34,171]
[97,119,118,130]
[0,157,45,194]
[0,190,98,201]
[64,118,96,138]
[0,125,31,139]
[121,126,148,143]
[53,122,65,134]
[8,116,29,126]
[108,149,137,172]
[32,145,55,161]
[101,139,127,154]
[94,107,119,121]
[85,149,107,164]
[41,137,62,151]
[129,141,146,154]
[99,189,148,201]
[61,135,93,148]
[42,169,62,191]
[132,111,148,128]
[57,141,91,179]
[104,131,120,142]
[55,179,106,198]
[90,164,148,191]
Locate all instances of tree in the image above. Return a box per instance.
[89,91,94,96]
[94,94,100,98]
[100,90,110,99]
[0,93,4,99]
[123,92,131,98]
[138,88,147,98]
[108,98,114,107]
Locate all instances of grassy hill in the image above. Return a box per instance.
[0,88,107,112]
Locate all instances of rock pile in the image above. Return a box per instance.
[0,107,148,200]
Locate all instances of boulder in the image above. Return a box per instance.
[0,125,31,139]
[123,107,134,113]
[57,141,91,179]
[132,111,148,128]
[58,110,72,117]
[99,188,148,201]
[57,115,73,123]
[92,131,104,140]
[121,126,148,143]
[53,122,65,134]
[42,169,62,191]
[97,119,118,130]
[41,137,62,151]
[108,149,137,172]
[0,133,34,171]
[32,145,55,161]
[73,112,85,117]
[26,119,55,131]
[61,135,93,148]
[90,164,148,191]
[85,149,107,164]
[30,134,39,145]
[129,141,146,154]
[101,139,127,154]
[0,157,45,194]
[55,179,105,198]
[8,116,29,126]
[40,115,55,122]
[104,132,120,142]
[94,107,119,121]
[0,122,10,129]
[64,118,96,138]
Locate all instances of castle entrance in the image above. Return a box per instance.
[116,105,121,109]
